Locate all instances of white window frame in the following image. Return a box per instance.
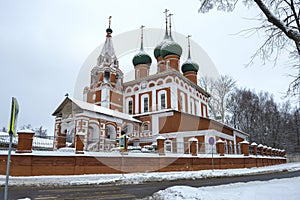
[158,90,167,110]
[136,69,140,80]
[166,60,170,70]
[195,101,200,116]
[202,104,207,117]
[180,92,186,112]
[126,97,133,114]
[141,94,149,113]
[190,98,195,115]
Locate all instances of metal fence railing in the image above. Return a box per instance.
[0,135,54,151]
[0,134,254,156]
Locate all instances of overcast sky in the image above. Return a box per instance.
[0,0,296,134]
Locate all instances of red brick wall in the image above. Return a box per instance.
[0,154,286,176]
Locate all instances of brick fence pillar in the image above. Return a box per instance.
[16,129,35,153]
[57,129,66,149]
[75,132,85,154]
[216,139,225,156]
[251,142,257,156]
[268,147,272,157]
[189,137,198,156]
[263,145,268,156]
[240,141,249,156]
[274,149,279,156]
[258,144,264,156]
[282,150,286,157]
[157,136,166,156]
[272,148,276,157]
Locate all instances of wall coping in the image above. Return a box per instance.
[18,129,34,134]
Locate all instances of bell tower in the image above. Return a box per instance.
[84,16,124,112]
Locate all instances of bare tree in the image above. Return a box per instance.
[35,126,47,138]
[198,0,300,98]
[20,124,33,131]
[1,127,7,132]
[199,75,236,122]
[227,87,300,153]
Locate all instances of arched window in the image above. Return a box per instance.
[116,73,121,87]
[141,94,149,113]
[126,98,133,114]
[158,90,167,110]
[144,124,149,131]
[106,124,116,140]
[104,71,110,83]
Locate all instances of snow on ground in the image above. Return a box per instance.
[149,177,300,200]
[0,162,299,187]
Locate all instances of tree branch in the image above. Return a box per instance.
[254,0,300,44]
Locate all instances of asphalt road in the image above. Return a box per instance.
[1,170,300,200]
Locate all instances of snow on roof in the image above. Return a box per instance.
[18,129,35,134]
[53,97,141,123]
[257,144,264,148]
[156,136,166,140]
[0,131,8,136]
[240,140,249,144]
[216,139,224,143]
[188,137,198,142]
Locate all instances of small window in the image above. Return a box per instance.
[144,97,149,112]
[141,94,149,113]
[136,69,140,80]
[134,125,138,131]
[128,100,133,114]
[166,60,170,69]
[116,73,121,86]
[161,93,166,109]
[144,124,149,131]
[104,71,110,83]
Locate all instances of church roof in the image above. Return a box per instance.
[99,36,117,60]
[52,97,141,123]
[123,69,210,98]
[132,50,152,66]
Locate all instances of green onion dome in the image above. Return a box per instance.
[181,59,199,73]
[132,50,152,66]
[154,39,169,59]
[106,28,113,33]
[154,44,162,59]
[161,40,182,58]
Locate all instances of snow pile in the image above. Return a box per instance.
[150,177,300,200]
[0,162,299,187]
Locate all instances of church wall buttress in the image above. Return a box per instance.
[54,117,62,150]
